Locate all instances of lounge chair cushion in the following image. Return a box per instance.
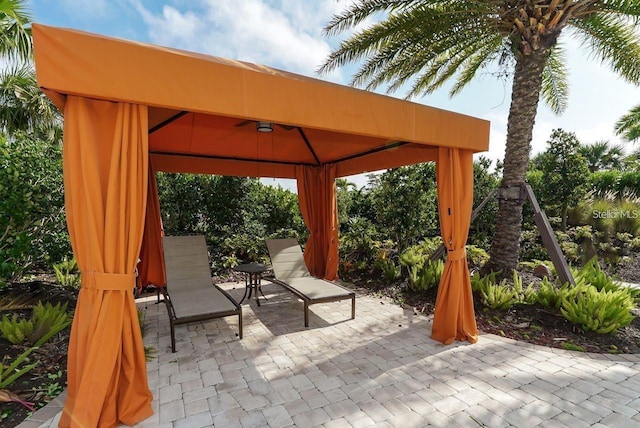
[265,238,311,280]
[266,238,355,327]
[162,235,242,351]
[283,277,352,300]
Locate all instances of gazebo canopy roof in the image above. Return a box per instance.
[34,24,489,178]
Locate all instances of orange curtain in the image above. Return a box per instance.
[431,148,478,344]
[138,161,166,289]
[60,96,153,427]
[296,164,339,280]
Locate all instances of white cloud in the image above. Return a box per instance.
[129,0,349,79]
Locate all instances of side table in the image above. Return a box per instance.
[233,263,269,306]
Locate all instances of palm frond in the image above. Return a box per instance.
[0,0,32,61]
[571,14,640,84]
[615,103,640,142]
[0,63,61,137]
[540,45,569,114]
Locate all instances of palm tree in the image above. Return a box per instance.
[615,103,640,143]
[0,1,59,138]
[578,140,625,172]
[0,64,61,138]
[0,0,32,61]
[319,0,640,274]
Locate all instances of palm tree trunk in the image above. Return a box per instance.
[483,50,550,275]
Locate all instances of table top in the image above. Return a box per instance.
[233,263,269,274]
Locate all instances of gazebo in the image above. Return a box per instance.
[33,24,490,427]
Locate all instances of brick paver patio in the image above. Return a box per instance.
[23,280,640,427]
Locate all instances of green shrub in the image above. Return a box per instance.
[30,302,72,346]
[471,271,498,293]
[399,245,427,285]
[0,302,72,346]
[466,245,489,268]
[0,315,33,344]
[536,278,574,310]
[473,271,535,309]
[512,270,537,305]
[560,286,635,334]
[409,259,444,292]
[574,257,640,301]
[373,256,401,282]
[611,201,640,236]
[480,280,517,310]
[53,257,80,290]
[399,242,445,292]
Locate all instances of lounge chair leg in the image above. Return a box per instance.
[170,319,176,353]
[304,302,309,327]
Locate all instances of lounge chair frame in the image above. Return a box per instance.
[161,285,242,353]
[265,276,355,327]
[265,238,355,327]
[162,235,243,352]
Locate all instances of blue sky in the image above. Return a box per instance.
[31,0,640,188]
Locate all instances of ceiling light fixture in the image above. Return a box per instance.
[256,121,273,133]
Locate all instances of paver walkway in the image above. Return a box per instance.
[24,280,640,427]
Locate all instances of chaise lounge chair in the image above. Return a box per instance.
[265,238,355,327]
[162,235,242,352]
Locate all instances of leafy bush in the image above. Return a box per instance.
[473,271,535,309]
[471,271,498,293]
[560,285,635,334]
[0,315,33,344]
[480,281,517,310]
[373,253,401,282]
[512,270,537,305]
[399,245,426,285]
[0,302,72,346]
[535,278,575,310]
[466,245,490,269]
[30,302,72,346]
[410,259,444,292]
[0,134,69,282]
[53,257,80,290]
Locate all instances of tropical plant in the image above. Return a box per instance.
[320,0,640,275]
[0,301,71,346]
[615,103,640,143]
[578,140,626,173]
[0,133,67,281]
[480,280,517,310]
[535,277,574,310]
[53,257,80,290]
[560,285,635,334]
[0,0,32,62]
[0,64,61,139]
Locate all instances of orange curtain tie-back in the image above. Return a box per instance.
[82,272,135,291]
[447,248,466,261]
